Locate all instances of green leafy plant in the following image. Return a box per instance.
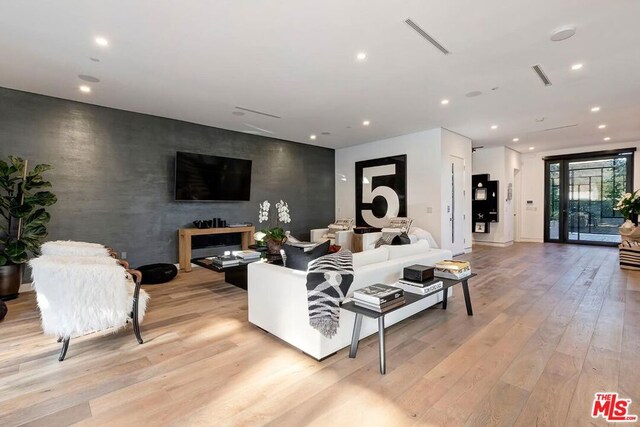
[262,227,287,243]
[0,156,57,265]
[614,190,640,220]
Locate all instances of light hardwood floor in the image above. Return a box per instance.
[1,243,638,426]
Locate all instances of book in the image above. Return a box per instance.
[209,255,241,267]
[354,297,406,312]
[232,250,261,259]
[353,296,405,309]
[395,280,443,295]
[352,284,404,305]
[435,260,470,271]
[434,269,471,280]
[398,278,443,289]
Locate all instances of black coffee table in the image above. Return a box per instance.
[341,273,476,374]
[192,254,282,290]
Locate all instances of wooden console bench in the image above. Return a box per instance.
[178,226,255,272]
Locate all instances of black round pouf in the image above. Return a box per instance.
[136,263,178,285]
[0,301,7,321]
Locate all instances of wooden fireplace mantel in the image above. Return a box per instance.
[178,226,255,272]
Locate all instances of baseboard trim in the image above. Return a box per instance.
[472,241,514,248]
[516,238,544,243]
[175,262,199,270]
[19,282,33,294]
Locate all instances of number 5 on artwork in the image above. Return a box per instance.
[361,164,400,227]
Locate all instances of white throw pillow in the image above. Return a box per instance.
[386,240,430,260]
[352,247,390,268]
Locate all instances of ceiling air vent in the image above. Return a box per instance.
[532,65,552,86]
[541,124,578,132]
[404,18,450,55]
[235,106,281,119]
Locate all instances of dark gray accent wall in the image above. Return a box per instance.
[0,87,335,267]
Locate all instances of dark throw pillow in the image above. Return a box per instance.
[391,233,411,246]
[283,240,330,271]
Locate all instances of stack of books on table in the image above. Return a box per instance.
[352,284,405,313]
[232,250,261,260]
[434,260,471,280]
[395,277,443,295]
[208,255,241,267]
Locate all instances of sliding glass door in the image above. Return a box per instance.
[544,149,634,245]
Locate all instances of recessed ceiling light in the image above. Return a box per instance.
[591,106,601,112]
[362,120,370,126]
[571,63,583,70]
[310,134,317,140]
[550,26,576,42]
[529,146,535,151]
[604,137,611,141]
[513,138,519,142]
[440,99,450,105]
[79,85,91,93]
[491,125,498,130]
[95,37,109,47]
[598,124,606,129]
[356,52,367,61]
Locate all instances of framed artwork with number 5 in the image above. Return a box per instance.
[355,155,407,227]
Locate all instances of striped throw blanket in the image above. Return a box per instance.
[306,251,354,338]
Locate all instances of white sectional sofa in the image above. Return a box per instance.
[247,240,452,360]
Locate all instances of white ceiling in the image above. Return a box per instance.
[1,0,640,153]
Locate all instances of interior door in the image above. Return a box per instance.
[450,155,466,255]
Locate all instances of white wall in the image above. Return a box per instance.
[519,141,640,242]
[471,146,521,246]
[335,128,472,251]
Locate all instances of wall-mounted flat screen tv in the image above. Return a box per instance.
[175,151,252,201]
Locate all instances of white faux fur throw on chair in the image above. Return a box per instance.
[30,256,149,339]
[41,240,111,257]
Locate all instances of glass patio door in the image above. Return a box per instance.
[544,149,635,245]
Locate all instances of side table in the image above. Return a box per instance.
[341,273,476,374]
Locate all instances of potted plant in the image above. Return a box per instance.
[614,190,640,227]
[0,156,57,300]
[257,200,291,254]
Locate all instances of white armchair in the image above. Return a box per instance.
[29,255,149,361]
[310,218,355,251]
